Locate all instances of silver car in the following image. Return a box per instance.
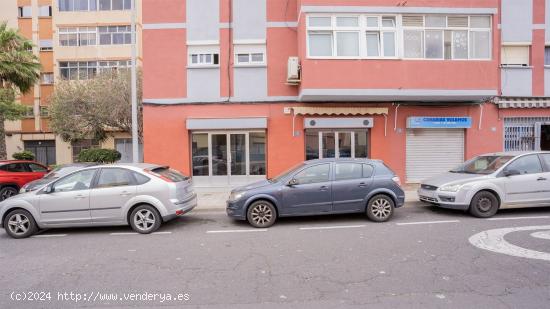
[418,151,550,217]
[0,163,197,238]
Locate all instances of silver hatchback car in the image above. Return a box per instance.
[0,163,197,238]
[418,151,550,217]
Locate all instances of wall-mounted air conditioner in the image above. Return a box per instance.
[286,56,300,85]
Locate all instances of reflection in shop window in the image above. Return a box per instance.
[249,132,266,175]
[354,131,368,158]
[322,132,336,158]
[338,132,352,158]
[192,134,209,176]
[305,131,319,160]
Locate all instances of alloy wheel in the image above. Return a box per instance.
[7,213,30,236]
[1,188,16,201]
[133,209,156,232]
[251,203,273,226]
[371,198,392,219]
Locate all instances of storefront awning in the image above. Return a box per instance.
[292,107,388,116]
[495,97,550,109]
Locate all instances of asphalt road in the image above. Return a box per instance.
[1,202,550,308]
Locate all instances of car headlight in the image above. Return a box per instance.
[19,187,27,193]
[229,191,246,202]
[439,184,464,192]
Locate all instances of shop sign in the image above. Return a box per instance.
[407,117,472,129]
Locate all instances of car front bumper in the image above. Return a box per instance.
[226,199,247,220]
[417,187,470,210]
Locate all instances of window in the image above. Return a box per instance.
[364,16,396,58]
[505,155,543,175]
[41,73,54,84]
[96,168,133,188]
[53,169,96,192]
[58,0,129,12]
[24,106,34,118]
[40,106,49,117]
[335,163,363,181]
[0,163,28,172]
[18,6,32,18]
[133,172,150,185]
[363,164,374,178]
[501,46,530,66]
[98,26,131,45]
[39,40,53,51]
[540,154,550,168]
[60,61,129,80]
[545,47,550,66]
[78,27,97,46]
[39,6,52,17]
[249,132,266,175]
[59,28,78,46]
[306,130,369,160]
[293,164,330,185]
[28,163,48,173]
[308,32,333,57]
[402,15,491,60]
[234,44,267,65]
[190,53,219,66]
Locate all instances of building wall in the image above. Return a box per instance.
[0,0,18,28]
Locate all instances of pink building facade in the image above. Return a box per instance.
[142,0,550,187]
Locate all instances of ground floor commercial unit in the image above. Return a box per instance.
[142,101,550,187]
[5,128,139,166]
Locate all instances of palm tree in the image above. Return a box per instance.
[0,22,41,159]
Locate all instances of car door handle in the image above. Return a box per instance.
[74,194,86,200]
[319,186,329,191]
[537,177,547,181]
[120,191,131,197]
[358,182,367,188]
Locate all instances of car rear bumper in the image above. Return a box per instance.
[163,193,197,221]
[417,188,469,210]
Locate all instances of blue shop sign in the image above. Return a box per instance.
[407,117,472,129]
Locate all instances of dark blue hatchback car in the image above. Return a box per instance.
[226,158,405,227]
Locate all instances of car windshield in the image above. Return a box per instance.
[268,163,306,183]
[450,155,514,175]
[43,166,79,179]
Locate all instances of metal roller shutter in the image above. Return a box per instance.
[406,129,464,183]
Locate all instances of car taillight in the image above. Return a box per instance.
[392,176,401,186]
[144,169,173,182]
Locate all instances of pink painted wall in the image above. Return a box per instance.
[532,0,546,96]
[299,0,498,8]
[267,28,299,97]
[142,0,185,24]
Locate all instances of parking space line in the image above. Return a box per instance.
[487,216,550,221]
[109,232,139,236]
[206,229,267,234]
[152,231,172,235]
[31,234,67,238]
[396,220,460,226]
[299,225,366,230]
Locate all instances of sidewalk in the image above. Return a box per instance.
[195,186,420,211]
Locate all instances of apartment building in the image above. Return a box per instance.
[2,0,142,165]
[141,0,549,186]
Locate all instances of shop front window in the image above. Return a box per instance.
[192,134,209,176]
[321,132,336,158]
[249,132,266,175]
[305,131,319,160]
[306,130,369,160]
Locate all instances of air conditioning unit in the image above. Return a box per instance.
[286,56,300,85]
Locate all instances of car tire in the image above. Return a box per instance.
[0,187,18,201]
[247,200,277,228]
[129,205,162,234]
[3,209,38,239]
[469,191,499,218]
[366,194,395,222]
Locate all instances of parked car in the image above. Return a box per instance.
[226,158,405,228]
[20,163,98,193]
[0,160,49,201]
[0,163,196,238]
[418,151,550,218]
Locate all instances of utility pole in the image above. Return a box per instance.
[130,0,139,163]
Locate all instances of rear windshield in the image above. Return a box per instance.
[378,163,395,176]
[150,167,189,182]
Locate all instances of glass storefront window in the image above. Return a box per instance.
[250,132,266,175]
[322,132,336,158]
[354,131,368,158]
[338,132,352,158]
[230,134,246,176]
[305,131,319,160]
[211,134,228,176]
[192,133,209,176]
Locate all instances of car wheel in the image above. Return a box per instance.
[0,187,18,201]
[129,205,161,234]
[3,209,38,239]
[469,191,499,218]
[366,195,394,222]
[247,201,277,228]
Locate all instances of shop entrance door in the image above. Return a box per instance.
[535,122,550,151]
[191,131,266,188]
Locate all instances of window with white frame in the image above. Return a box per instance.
[58,0,130,12]
[98,26,132,45]
[402,15,491,60]
[39,5,52,17]
[60,60,130,80]
[18,6,32,18]
[59,26,130,46]
[501,45,530,66]
[187,44,220,67]
[41,73,54,84]
[234,44,267,65]
[544,46,550,66]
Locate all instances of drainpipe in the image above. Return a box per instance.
[394,103,401,131]
[478,103,484,130]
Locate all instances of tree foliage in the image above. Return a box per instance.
[77,148,121,163]
[49,69,142,143]
[12,150,35,161]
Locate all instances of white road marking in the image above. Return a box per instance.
[469,225,550,261]
[299,225,366,230]
[487,216,550,221]
[152,231,172,235]
[396,220,460,226]
[206,229,268,234]
[110,232,138,236]
[31,234,67,238]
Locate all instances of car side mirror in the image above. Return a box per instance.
[43,185,53,194]
[504,169,521,177]
[287,178,298,186]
